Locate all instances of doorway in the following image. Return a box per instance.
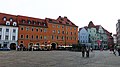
[10,43,16,50]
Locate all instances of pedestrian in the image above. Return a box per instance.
[116,45,120,56]
[113,45,116,56]
[86,47,90,57]
[81,45,85,57]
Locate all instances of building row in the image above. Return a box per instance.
[0,13,78,50]
[78,21,114,49]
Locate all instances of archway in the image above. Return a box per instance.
[28,43,34,51]
[10,43,16,50]
[51,43,57,50]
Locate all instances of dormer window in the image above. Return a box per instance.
[28,20,31,24]
[3,17,7,21]
[38,22,41,25]
[6,21,10,25]
[10,18,13,22]
[22,20,25,23]
[13,22,17,26]
[44,24,46,26]
[34,21,36,25]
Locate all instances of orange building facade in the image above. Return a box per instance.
[0,13,78,50]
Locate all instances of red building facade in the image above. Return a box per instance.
[0,13,78,50]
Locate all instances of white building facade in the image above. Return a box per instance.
[0,26,18,49]
[0,13,18,50]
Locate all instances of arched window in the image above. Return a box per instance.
[13,22,17,26]
[3,17,7,21]
[9,18,13,22]
[6,21,10,25]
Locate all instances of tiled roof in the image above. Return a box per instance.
[0,13,18,26]
[57,16,77,27]
[17,15,48,27]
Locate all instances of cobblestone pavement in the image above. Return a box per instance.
[0,50,120,67]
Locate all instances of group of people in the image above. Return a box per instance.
[81,45,91,57]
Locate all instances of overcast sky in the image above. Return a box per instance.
[0,0,120,34]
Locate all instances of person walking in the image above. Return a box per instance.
[81,45,86,57]
[116,45,120,56]
[86,47,90,57]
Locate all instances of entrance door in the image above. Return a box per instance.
[10,43,16,50]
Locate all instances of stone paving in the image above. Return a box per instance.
[0,50,120,67]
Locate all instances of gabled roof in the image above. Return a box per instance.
[79,26,88,32]
[95,25,101,31]
[57,16,78,27]
[84,26,88,30]
[88,21,95,28]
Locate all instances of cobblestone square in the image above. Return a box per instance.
[0,50,120,67]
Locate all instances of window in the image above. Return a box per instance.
[13,29,16,33]
[51,35,54,39]
[40,36,42,39]
[58,25,60,28]
[44,36,47,40]
[32,21,35,24]
[12,36,15,40]
[10,18,13,22]
[13,22,17,26]
[26,35,29,39]
[70,27,72,30]
[0,35,1,40]
[71,32,72,35]
[40,28,42,32]
[21,35,24,39]
[6,29,9,32]
[71,37,72,40]
[44,29,47,32]
[66,32,68,35]
[58,30,60,34]
[74,28,76,30]
[6,21,10,25]
[57,36,58,40]
[21,27,24,30]
[28,20,31,24]
[21,41,23,43]
[62,26,64,28]
[53,30,55,34]
[34,21,36,25]
[32,35,34,39]
[32,27,34,31]
[67,37,68,40]
[44,24,46,26]
[5,35,9,40]
[62,31,64,34]
[36,35,38,39]
[22,20,25,23]
[3,17,7,21]
[74,32,76,35]
[36,28,38,32]
[26,27,29,31]
[0,28,2,32]
[38,22,41,25]
[62,36,64,40]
